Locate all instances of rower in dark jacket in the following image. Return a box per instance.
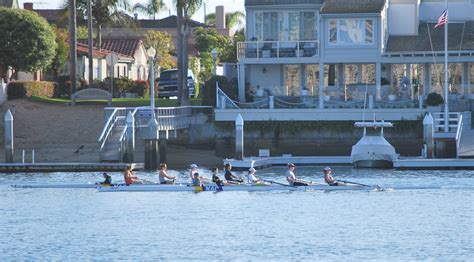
[224,163,243,184]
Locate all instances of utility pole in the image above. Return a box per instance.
[87,0,94,87]
[68,0,77,95]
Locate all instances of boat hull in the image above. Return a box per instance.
[97,184,379,192]
[353,160,393,168]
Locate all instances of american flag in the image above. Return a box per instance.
[433,9,448,29]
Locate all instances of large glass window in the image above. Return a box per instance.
[255,12,282,41]
[305,65,319,96]
[255,11,317,41]
[328,18,375,45]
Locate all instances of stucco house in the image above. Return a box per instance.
[77,38,149,81]
[0,0,18,8]
[220,0,473,123]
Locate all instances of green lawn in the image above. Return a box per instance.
[29,96,203,107]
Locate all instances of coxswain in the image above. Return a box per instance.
[286,163,308,186]
[224,163,243,184]
[158,163,175,184]
[100,173,112,185]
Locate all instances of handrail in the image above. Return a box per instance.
[98,108,118,142]
[455,114,463,157]
[216,84,239,109]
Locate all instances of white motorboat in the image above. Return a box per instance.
[351,121,398,168]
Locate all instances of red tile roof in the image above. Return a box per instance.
[76,43,110,59]
[78,38,142,58]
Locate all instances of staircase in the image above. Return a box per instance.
[99,127,123,162]
[457,112,474,158]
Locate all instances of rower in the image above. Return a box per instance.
[123,166,142,185]
[190,164,204,186]
[247,167,264,184]
[224,163,243,184]
[158,163,175,185]
[286,163,308,186]
[100,173,112,185]
[323,167,346,186]
[211,167,225,186]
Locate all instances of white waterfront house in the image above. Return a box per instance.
[216,0,474,122]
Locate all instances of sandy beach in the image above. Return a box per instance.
[0,99,221,169]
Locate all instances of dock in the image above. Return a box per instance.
[394,158,474,170]
[224,155,474,170]
[224,156,352,170]
[0,163,143,173]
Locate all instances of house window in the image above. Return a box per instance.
[255,11,283,41]
[255,11,317,41]
[328,18,375,45]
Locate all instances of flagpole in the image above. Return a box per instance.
[443,0,449,132]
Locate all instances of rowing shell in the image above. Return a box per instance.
[97,183,382,192]
[11,183,99,189]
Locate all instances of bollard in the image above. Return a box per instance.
[269,96,274,109]
[125,111,135,163]
[4,109,13,163]
[22,150,25,164]
[144,112,159,170]
[418,95,423,109]
[423,113,434,158]
[235,114,244,160]
[32,150,35,164]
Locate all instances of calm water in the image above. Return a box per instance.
[1,167,473,260]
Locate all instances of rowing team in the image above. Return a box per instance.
[98,162,348,187]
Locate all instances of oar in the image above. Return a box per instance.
[337,180,381,189]
[262,180,295,187]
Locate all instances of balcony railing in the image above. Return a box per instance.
[237,40,319,60]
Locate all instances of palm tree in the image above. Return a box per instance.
[74,0,133,50]
[132,0,166,20]
[205,11,245,30]
[175,0,202,105]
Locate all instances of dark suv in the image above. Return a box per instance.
[157,69,196,98]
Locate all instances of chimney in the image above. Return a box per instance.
[24,2,33,11]
[215,6,225,29]
[134,13,138,21]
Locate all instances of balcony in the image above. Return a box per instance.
[237,40,319,61]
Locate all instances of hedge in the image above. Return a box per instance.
[7,81,55,99]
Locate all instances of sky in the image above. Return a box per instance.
[18,0,245,23]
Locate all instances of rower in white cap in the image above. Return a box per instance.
[247,167,264,184]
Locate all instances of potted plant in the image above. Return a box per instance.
[425,92,444,111]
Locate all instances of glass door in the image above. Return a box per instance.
[284,65,301,96]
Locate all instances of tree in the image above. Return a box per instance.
[47,27,70,78]
[0,8,57,81]
[175,0,202,105]
[205,11,245,30]
[194,27,231,81]
[132,0,166,20]
[75,0,133,50]
[143,30,175,71]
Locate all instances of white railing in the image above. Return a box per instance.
[237,40,319,60]
[455,114,463,158]
[216,84,239,109]
[432,112,462,133]
[98,108,127,151]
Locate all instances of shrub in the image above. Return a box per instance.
[425,92,444,106]
[7,81,55,99]
[202,76,238,106]
[131,80,148,97]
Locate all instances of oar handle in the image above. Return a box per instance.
[338,180,371,187]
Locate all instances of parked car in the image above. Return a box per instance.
[156,69,196,98]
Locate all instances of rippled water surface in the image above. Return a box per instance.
[1,167,473,260]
